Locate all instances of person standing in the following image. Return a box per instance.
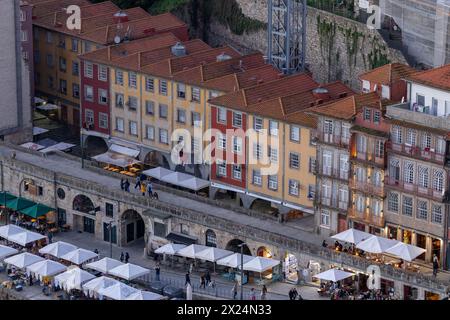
[288,288,294,300]
[200,274,206,289]
[250,288,256,300]
[155,263,160,281]
[292,287,298,300]
[232,281,238,300]
[185,272,191,286]
[140,182,146,196]
[261,285,267,300]
[125,252,130,263]
[433,254,439,277]
[147,180,153,197]
[120,178,124,190]
[47,231,53,244]
[205,270,211,286]
[120,252,124,263]
[134,175,141,190]
[124,180,130,192]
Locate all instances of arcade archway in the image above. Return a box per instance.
[120,209,146,246]
[225,239,251,255]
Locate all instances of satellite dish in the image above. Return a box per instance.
[114,36,121,44]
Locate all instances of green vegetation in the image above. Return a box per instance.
[149,0,189,14]
[308,0,356,20]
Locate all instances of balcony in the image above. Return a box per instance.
[320,197,348,212]
[385,178,446,202]
[352,151,385,166]
[318,167,350,181]
[317,132,350,148]
[386,142,446,164]
[348,208,385,227]
[350,179,384,197]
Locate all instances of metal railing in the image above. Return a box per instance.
[350,179,384,197]
[348,208,385,227]
[387,142,446,164]
[385,178,445,201]
[317,132,350,148]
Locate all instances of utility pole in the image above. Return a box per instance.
[238,242,246,300]
[109,221,113,258]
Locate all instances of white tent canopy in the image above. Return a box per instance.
[161,172,192,185]
[314,269,354,282]
[0,225,26,239]
[126,290,166,300]
[20,142,46,151]
[4,252,45,269]
[176,244,209,259]
[92,151,140,167]
[40,142,75,154]
[34,97,46,104]
[385,242,426,262]
[32,127,49,136]
[39,241,78,259]
[178,177,210,191]
[26,259,67,280]
[0,245,19,260]
[195,247,233,262]
[241,257,280,272]
[8,231,46,246]
[331,228,372,245]
[108,263,150,280]
[109,144,140,157]
[36,103,58,111]
[85,258,124,274]
[82,276,120,298]
[216,253,254,268]
[356,235,399,254]
[60,248,98,265]
[142,167,173,180]
[154,243,186,255]
[98,282,139,300]
[54,267,96,292]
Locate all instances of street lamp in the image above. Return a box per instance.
[237,242,247,300]
[106,220,115,258]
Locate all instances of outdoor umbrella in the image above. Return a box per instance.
[19,203,55,218]
[195,247,233,262]
[85,257,124,274]
[5,197,35,211]
[356,235,399,254]
[178,177,210,191]
[97,282,139,300]
[216,253,254,268]
[4,252,45,269]
[241,257,280,273]
[8,231,46,246]
[0,224,26,239]
[0,245,18,260]
[331,228,372,245]
[82,276,120,298]
[385,242,426,262]
[60,248,98,265]
[176,244,209,259]
[108,263,150,281]
[39,241,78,259]
[314,268,354,282]
[125,290,166,300]
[54,267,96,292]
[141,167,172,180]
[0,192,16,205]
[155,243,186,255]
[26,259,67,280]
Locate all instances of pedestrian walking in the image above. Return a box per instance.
[200,274,206,289]
[140,183,146,196]
[433,254,439,277]
[124,179,130,192]
[47,231,53,244]
[147,180,153,197]
[120,252,124,263]
[155,263,160,281]
[125,252,130,263]
[93,249,99,254]
[250,288,256,300]
[292,288,298,300]
[185,272,191,286]
[134,175,141,190]
[261,285,267,300]
[232,281,238,300]
[120,178,124,190]
[205,270,211,286]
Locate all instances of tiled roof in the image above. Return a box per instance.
[359,63,416,85]
[30,0,94,19]
[404,64,450,91]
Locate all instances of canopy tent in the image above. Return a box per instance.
[60,248,98,265]
[0,224,26,239]
[154,243,186,255]
[356,235,399,254]
[176,244,209,259]
[0,192,17,205]
[54,267,96,292]
[108,263,150,281]
[241,257,280,272]
[109,144,140,158]
[20,142,46,151]
[19,203,55,218]
[5,197,35,211]
[0,245,19,260]
[39,241,78,259]
[4,252,45,269]
[8,231,46,246]
[331,228,372,245]
[36,138,58,148]
[216,253,254,268]
[97,282,139,300]
[178,177,210,191]
[32,127,49,136]
[26,259,67,280]
[93,144,140,168]
[40,142,76,154]
[34,97,46,105]
[161,172,192,185]
[195,247,233,262]
[142,167,173,180]
[385,242,426,262]
[314,269,354,282]
[82,276,120,298]
[36,103,59,111]
[125,290,166,300]
[85,257,124,274]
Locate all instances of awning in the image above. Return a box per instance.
[147,167,210,191]
[93,151,141,167]
[40,142,75,153]
[19,203,55,218]
[178,177,210,191]
[36,103,59,111]
[142,167,173,180]
[166,232,198,246]
[20,142,46,151]
[6,197,36,211]
[0,192,17,205]
[32,127,49,136]
[109,144,140,158]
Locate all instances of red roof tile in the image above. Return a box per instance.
[405,64,450,91]
[359,63,416,85]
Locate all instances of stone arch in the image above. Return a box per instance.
[119,209,148,247]
[84,135,108,157]
[225,239,251,256]
[257,246,272,258]
[205,229,217,247]
[72,194,95,214]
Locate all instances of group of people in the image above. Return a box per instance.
[288,287,302,300]
[231,282,267,300]
[120,175,158,199]
[199,270,212,288]
[322,240,363,256]
[119,251,130,263]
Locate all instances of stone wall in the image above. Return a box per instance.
[208,0,408,89]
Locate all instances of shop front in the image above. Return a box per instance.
[283,252,298,283]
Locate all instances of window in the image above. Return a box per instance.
[418,166,429,188]
[145,77,154,92]
[309,157,316,173]
[322,151,332,175]
[233,137,242,154]
[84,85,93,102]
[362,80,370,92]
[432,205,443,224]
[84,62,93,78]
[59,57,67,72]
[154,222,166,238]
[191,112,201,127]
[159,80,167,95]
[177,109,186,123]
[392,125,403,144]
[406,129,416,146]
[289,153,300,169]
[253,143,262,160]
[402,196,413,217]
[21,30,27,42]
[389,158,400,181]
[375,140,384,158]
[432,98,439,115]
[98,89,108,105]
[115,70,124,85]
[416,200,428,220]
[289,180,299,196]
[356,135,367,153]
[85,109,94,125]
[432,170,444,192]
[253,170,262,186]
[371,199,382,216]
[159,104,168,119]
[416,94,425,106]
[159,129,168,144]
[46,31,53,44]
[128,72,137,88]
[105,203,114,218]
[364,108,371,121]
[98,65,107,81]
[436,138,446,154]
[115,117,124,132]
[381,85,390,99]
[388,192,399,213]
[46,54,53,67]
[320,210,330,227]
[145,101,154,115]
[205,230,217,247]
[58,36,65,48]
[71,39,79,52]
[115,93,124,108]
[177,83,186,99]
[232,112,242,127]
[268,146,278,163]
[38,186,43,196]
[180,224,189,235]
[374,111,381,124]
[20,10,26,22]
[421,133,431,150]
[126,97,137,111]
[355,195,365,213]
[290,126,300,142]
[403,162,414,184]
[145,125,155,140]
[254,117,263,132]
[99,113,108,129]
[191,87,200,102]
[217,107,227,124]
[268,175,278,190]
[129,121,138,136]
[217,160,226,177]
[342,124,351,144]
[232,165,241,180]
[72,61,79,76]
[269,120,278,136]
[85,41,92,52]
[308,185,315,199]
[218,134,226,149]
[324,120,333,135]
[72,84,80,98]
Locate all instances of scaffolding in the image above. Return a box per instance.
[267,0,307,74]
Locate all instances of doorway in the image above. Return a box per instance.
[83,216,95,234]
